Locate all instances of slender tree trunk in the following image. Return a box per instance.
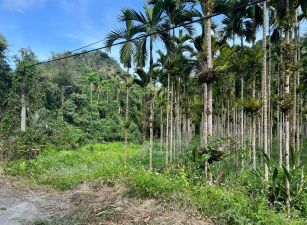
[284,0,291,215]
[183,113,187,150]
[178,93,182,155]
[227,99,230,137]
[240,34,244,167]
[279,112,284,166]
[206,38,213,138]
[268,12,272,157]
[149,38,154,171]
[142,90,147,159]
[117,90,121,114]
[166,74,170,165]
[21,92,26,132]
[176,93,179,156]
[278,64,283,167]
[203,83,208,145]
[235,104,239,167]
[160,107,163,153]
[174,91,177,159]
[258,116,261,151]
[296,14,301,162]
[170,79,173,163]
[252,41,257,169]
[292,13,298,157]
[125,68,130,164]
[179,96,182,155]
[203,83,208,178]
[252,78,256,168]
[205,2,213,183]
[185,113,189,148]
[262,2,269,181]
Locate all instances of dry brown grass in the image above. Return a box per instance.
[70,182,213,225]
[0,175,213,225]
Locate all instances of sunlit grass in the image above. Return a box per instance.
[6,142,147,189]
[5,140,306,224]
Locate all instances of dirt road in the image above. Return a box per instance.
[0,176,71,225]
[0,176,212,225]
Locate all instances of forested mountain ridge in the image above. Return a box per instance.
[0,43,143,158]
[43,51,124,82]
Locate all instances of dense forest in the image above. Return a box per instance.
[0,0,306,224]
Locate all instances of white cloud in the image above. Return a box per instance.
[2,0,47,12]
[60,0,88,14]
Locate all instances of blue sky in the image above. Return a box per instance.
[0,0,218,67]
[1,0,306,68]
[0,0,145,64]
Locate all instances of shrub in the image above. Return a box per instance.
[127,170,183,199]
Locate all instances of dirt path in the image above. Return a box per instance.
[0,176,72,225]
[0,176,213,225]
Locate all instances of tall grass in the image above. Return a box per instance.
[5,140,306,224]
[6,142,143,189]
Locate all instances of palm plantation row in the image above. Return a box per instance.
[0,0,305,222]
[106,0,306,215]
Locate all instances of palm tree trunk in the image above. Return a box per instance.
[268,13,272,157]
[252,47,257,168]
[227,99,230,137]
[295,13,301,162]
[206,8,213,183]
[149,38,154,171]
[125,68,130,164]
[203,83,208,178]
[170,79,173,163]
[178,93,182,155]
[277,63,283,167]
[262,1,269,181]
[279,112,283,166]
[166,74,170,165]
[292,13,298,156]
[206,31,213,139]
[296,15,302,162]
[284,0,291,215]
[235,104,239,167]
[202,83,208,145]
[160,107,163,153]
[174,91,177,159]
[183,113,187,151]
[176,92,179,157]
[240,34,245,167]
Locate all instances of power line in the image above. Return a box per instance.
[29,0,265,67]
[68,3,200,54]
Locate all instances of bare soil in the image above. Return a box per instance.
[0,176,213,225]
[0,176,72,225]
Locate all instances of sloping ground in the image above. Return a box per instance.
[0,176,213,225]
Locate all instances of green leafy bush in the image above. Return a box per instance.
[0,121,87,160]
[127,170,182,198]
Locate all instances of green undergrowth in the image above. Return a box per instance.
[6,142,144,190]
[127,168,304,225]
[6,141,306,224]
